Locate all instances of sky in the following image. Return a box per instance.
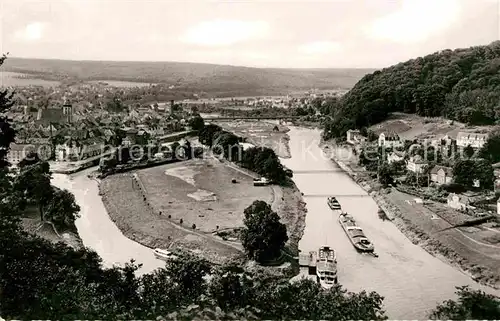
[0,0,499,68]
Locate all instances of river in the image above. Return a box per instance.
[51,171,164,274]
[281,127,500,319]
[52,125,499,319]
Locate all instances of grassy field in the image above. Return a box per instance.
[0,71,61,87]
[3,57,373,93]
[100,169,243,264]
[369,112,495,140]
[137,158,273,233]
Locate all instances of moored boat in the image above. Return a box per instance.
[253,177,271,186]
[315,246,338,288]
[338,213,375,252]
[327,196,341,210]
[153,248,175,261]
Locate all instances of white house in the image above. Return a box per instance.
[497,197,500,216]
[429,135,455,147]
[406,155,427,173]
[430,165,454,185]
[456,132,488,149]
[346,129,367,145]
[378,132,403,148]
[387,151,405,164]
[447,193,471,211]
[8,143,52,166]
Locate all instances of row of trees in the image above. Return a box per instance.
[323,41,500,139]
[198,123,290,183]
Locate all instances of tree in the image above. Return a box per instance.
[135,132,151,146]
[430,286,500,320]
[453,159,494,190]
[14,162,54,220]
[0,54,16,169]
[213,131,241,160]
[252,278,387,320]
[43,188,81,230]
[198,124,223,147]
[358,147,379,171]
[164,254,211,299]
[241,200,288,263]
[18,151,41,168]
[479,132,500,163]
[377,163,394,187]
[188,114,205,131]
[208,270,249,310]
[464,145,475,158]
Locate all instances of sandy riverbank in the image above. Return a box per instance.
[323,140,500,289]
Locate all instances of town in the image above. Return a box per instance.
[1,1,500,319]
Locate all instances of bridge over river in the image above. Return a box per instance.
[203,115,300,121]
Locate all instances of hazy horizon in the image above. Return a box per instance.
[1,0,499,69]
[4,56,377,70]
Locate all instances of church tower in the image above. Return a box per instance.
[62,100,73,123]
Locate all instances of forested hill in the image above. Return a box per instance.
[324,41,500,139]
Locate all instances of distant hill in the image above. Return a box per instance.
[323,41,500,139]
[2,58,374,95]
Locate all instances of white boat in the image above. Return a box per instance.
[153,248,175,261]
[338,213,375,252]
[315,246,338,288]
[253,177,270,186]
[327,196,341,210]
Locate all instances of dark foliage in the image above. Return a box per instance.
[430,286,500,320]
[188,114,205,131]
[453,159,494,190]
[324,41,500,139]
[479,131,500,163]
[18,151,41,168]
[240,200,288,263]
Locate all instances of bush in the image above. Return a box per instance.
[439,183,466,194]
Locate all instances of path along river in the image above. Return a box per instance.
[52,126,499,319]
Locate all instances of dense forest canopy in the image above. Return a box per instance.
[324,41,500,139]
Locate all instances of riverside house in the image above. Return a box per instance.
[430,165,453,185]
[346,129,367,145]
[447,193,471,211]
[406,155,427,173]
[378,132,403,148]
[456,132,488,149]
[8,143,52,166]
[387,151,405,164]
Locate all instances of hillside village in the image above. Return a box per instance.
[343,115,500,214]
